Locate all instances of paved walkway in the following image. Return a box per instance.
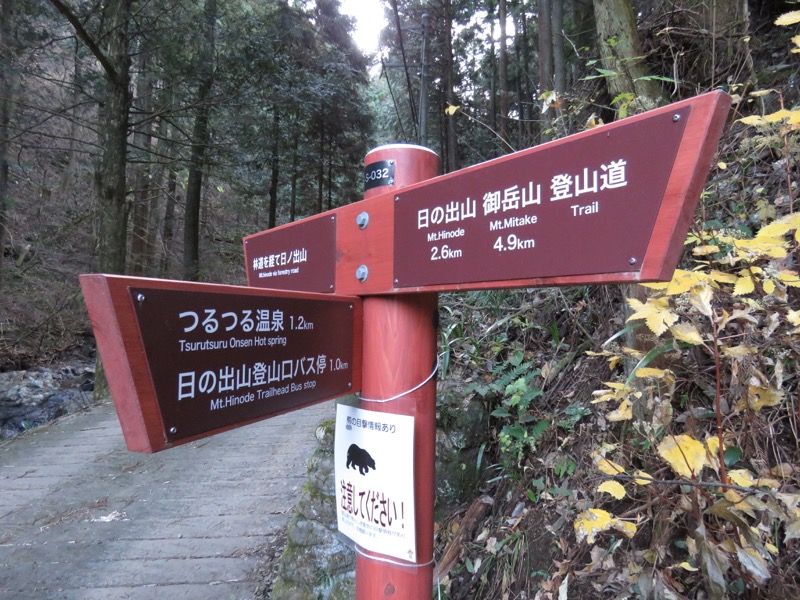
[0,399,335,599]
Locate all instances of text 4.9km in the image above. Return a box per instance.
[493,234,535,252]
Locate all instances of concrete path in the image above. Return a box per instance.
[0,399,335,599]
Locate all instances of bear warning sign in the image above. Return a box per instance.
[334,404,416,562]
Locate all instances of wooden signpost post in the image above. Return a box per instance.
[82,91,730,598]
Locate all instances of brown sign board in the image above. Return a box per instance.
[80,275,362,453]
[243,91,730,296]
[243,214,336,293]
[394,105,688,287]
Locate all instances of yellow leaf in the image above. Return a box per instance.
[741,385,783,412]
[665,269,708,295]
[613,520,637,538]
[657,434,708,478]
[574,508,614,544]
[594,455,626,476]
[709,270,738,284]
[607,399,633,421]
[733,275,755,296]
[771,463,796,478]
[633,470,655,486]
[598,480,627,499]
[777,270,800,288]
[689,284,714,317]
[722,344,757,358]
[444,104,460,116]
[717,162,727,170]
[670,322,704,345]
[679,561,699,572]
[626,297,679,336]
[705,436,724,473]
[775,10,800,26]
[635,367,671,378]
[793,34,800,49]
[766,542,778,555]
[755,477,781,488]
[693,244,720,256]
[764,109,794,123]
[756,212,800,239]
[763,279,776,294]
[728,469,756,488]
[738,115,766,126]
[749,89,777,97]
[734,236,788,259]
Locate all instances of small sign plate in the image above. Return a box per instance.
[393,108,690,288]
[244,215,336,293]
[364,159,395,191]
[132,287,355,443]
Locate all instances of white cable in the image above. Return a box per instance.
[354,544,435,569]
[357,356,439,404]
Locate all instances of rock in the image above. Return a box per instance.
[0,361,94,439]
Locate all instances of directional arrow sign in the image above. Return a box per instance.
[80,275,361,453]
[243,91,729,295]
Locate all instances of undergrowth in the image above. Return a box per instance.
[434,13,800,600]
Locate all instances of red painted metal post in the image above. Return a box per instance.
[356,145,440,599]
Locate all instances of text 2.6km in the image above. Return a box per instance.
[430,244,463,261]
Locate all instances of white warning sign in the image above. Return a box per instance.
[334,404,416,562]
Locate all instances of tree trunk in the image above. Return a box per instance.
[538,0,554,142]
[316,119,324,214]
[0,0,15,286]
[290,117,299,222]
[552,0,566,96]
[498,0,510,144]
[183,0,216,281]
[96,1,133,275]
[268,106,279,229]
[593,0,662,109]
[130,50,154,275]
[160,165,177,277]
[443,0,458,172]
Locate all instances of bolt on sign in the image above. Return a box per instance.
[242,91,730,296]
[80,275,362,453]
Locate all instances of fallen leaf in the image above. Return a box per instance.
[574,508,614,544]
[736,546,770,583]
[658,434,708,478]
[607,399,633,422]
[670,322,704,345]
[598,480,627,499]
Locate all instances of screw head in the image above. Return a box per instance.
[356,212,370,229]
[136,293,145,302]
[169,427,177,434]
[672,114,681,122]
[629,257,637,265]
[356,265,369,282]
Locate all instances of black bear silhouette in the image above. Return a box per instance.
[346,444,376,475]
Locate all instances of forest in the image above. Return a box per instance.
[2,0,800,598]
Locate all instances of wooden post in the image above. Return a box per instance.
[356,145,440,598]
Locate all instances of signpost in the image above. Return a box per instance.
[80,275,361,453]
[82,90,730,597]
